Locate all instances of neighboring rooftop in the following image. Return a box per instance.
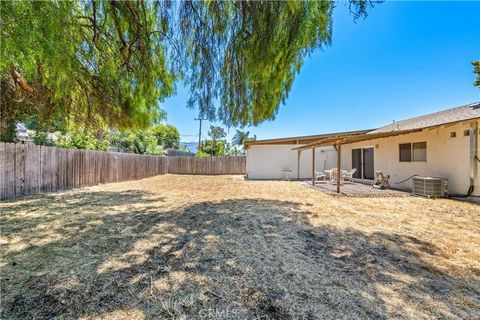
[371,102,480,133]
[244,129,372,147]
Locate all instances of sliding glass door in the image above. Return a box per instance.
[363,148,374,180]
[351,148,374,180]
[352,149,362,178]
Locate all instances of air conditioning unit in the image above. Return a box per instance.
[412,176,448,198]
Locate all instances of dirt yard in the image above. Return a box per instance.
[1,175,479,319]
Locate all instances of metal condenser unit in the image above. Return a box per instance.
[412,176,448,198]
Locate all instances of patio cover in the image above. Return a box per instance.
[291,128,423,193]
[292,102,480,193]
[291,128,422,151]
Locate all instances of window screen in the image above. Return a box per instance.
[412,142,427,161]
[399,143,411,162]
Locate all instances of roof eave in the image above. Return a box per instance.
[292,116,480,151]
[244,129,373,148]
[292,128,423,151]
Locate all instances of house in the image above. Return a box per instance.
[244,129,370,180]
[246,102,480,196]
[15,123,58,144]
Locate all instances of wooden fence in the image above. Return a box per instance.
[167,156,246,175]
[0,143,246,200]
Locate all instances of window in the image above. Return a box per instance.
[464,130,470,136]
[399,143,412,162]
[450,131,456,138]
[413,142,427,161]
[399,142,427,162]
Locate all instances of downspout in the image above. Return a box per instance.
[468,120,478,196]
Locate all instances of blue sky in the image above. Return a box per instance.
[163,1,480,144]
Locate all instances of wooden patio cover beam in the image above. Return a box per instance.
[312,147,315,186]
[291,128,423,151]
[336,144,341,193]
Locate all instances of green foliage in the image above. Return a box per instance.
[473,61,480,87]
[1,0,374,137]
[198,139,228,157]
[232,130,256,146]
[109,131,135,152]
[56,127,109,150]
[180,1,373,126]
[178,144,189,152]
[208,126,227,141]
[229,145,242,156]
[204,126,227,156]
[133,130,162,155]
[109,129,162,155]
[22,117,39,131]
[195,150,211,157]
[1,0,174,136]
[151,124,180,149]
[32,131,57,147]
[198,126,245,156]
[0,122,16,142]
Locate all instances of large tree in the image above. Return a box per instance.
[1,0,374,139]
[1,0,175,138]
[206,125,226,156]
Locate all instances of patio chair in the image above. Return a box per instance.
[315,171,326,182]
[280,169,293,181]
[330,168,344,185]
[343,168,357,183]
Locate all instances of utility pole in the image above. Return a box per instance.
[194,116,207,151]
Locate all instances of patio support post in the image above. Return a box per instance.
[297,150,301,180]
[336,144,341,193]
[312,147,316,185]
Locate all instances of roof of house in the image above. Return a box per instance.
[293,101,480,151]
[244,129,372,147]
[371,102,480,133]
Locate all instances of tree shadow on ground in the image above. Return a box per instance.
[1,191,478,319]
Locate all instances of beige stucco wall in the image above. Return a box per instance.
[246,145,336,179]
[340,122,480,196]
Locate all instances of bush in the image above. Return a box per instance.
[196,150,211,157]
[32,131,57,147]
[56,128,109,151]
[109,129,162,155]
[151,124,180,149]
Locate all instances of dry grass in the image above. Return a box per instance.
[1,174,479,319]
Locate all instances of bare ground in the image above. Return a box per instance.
[1,174,479,319]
